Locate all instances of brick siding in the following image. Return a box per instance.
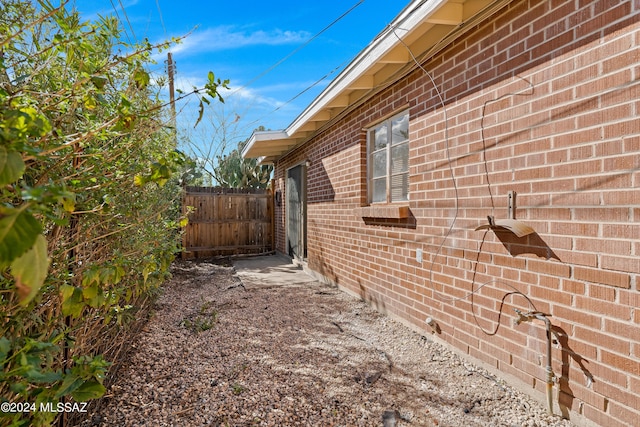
[272,1,639,425]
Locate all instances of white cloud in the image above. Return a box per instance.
[167,25,311,57]
[160,71,290,116]
[222,85,282,107]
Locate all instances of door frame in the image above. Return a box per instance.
[285,162,307,261]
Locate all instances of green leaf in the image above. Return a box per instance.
[0,145,26,186]
[25,369,63,383]
[0,206,42,269]
[10,382,26,394]
[60,285,84,318]
[81,283,98,300]
[133,68,150,89]
[12,234,50,306]
[54,374,84,398]
[194,98,205,128]
[71,381,105,401]
[0,337,10,365]
[90,75,108,90]
[83,94,97,110]
[61,196,75,213]
[60,284,75,301]
[142,261,154,284]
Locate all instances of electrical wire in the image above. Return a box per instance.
[229,0,365,97]
[117,0,137,42]
[390,27,459,300]
[155,0,167,34]
[390,26,539,336]
[241,59,350,132]
[480,76,534,216]
[108,0,132,45]
[160,0,366,151]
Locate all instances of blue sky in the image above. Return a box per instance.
[70,0,409,160]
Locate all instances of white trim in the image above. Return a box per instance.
[287,0,449,135]
[366,110,410,204]
[242,0,506,163]
[242,130,288,159]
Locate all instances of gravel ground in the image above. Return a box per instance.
[79,258,576,427]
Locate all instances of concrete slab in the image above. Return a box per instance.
[232,254,317,289]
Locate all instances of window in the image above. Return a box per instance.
[368,111,409,203]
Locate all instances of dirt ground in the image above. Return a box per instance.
[79,257,577,427]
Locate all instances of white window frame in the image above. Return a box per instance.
[367,110,410,204]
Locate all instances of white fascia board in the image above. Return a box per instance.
[242,130,289,159]
[285,0,450,135]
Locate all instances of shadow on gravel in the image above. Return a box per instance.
[76,256,576,427]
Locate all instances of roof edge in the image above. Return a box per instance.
[287,0,451,135]
[242,130,288,156]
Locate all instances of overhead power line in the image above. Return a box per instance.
[155,0,167,34]
[108,0,131,44]
[117,0,137,41]
[230,0,365,97]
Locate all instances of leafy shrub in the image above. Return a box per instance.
[0,1,222,425]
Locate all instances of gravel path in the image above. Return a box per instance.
[80,257,576,427]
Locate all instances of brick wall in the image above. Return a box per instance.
[272,1,639,425]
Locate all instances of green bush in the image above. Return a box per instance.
[0,1,219,425]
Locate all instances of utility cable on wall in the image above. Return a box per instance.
[390,26,538,336]
[480,77,534,217]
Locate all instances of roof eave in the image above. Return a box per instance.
[243,0,504,162]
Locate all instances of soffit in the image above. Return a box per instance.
[243,0,504,164]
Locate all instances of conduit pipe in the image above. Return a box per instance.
[514,309,554,414]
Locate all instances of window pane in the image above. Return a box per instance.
[372,178,387,203]
[391,173,408,202]
[391,142,408,174]
[373,124,388,150]
[372,150,387,178]
[367,111,410,204]
[391,113,409,145]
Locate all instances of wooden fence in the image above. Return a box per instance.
[181,186,274,258]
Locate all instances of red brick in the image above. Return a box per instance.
[530,286,572,306]
[561,380,607,411]
[550,222,598,238]
[574,295,631,320]
[588,283,616,301]
[608,401,640,427]
[574,238,631,257]
[574,326,630,355]
[549,305,601,331]
[527,258,571,278]
[619,290,640,308]
[600,350,640,377]
[561,279,585,295]
[601,255,640,274]
[271,2,640,427]
[582,404,629,427]
[602,223,640,239]
[574,266,631,289]
[604,318,640,343]
[552,249,598,268]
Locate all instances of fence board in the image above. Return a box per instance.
[182,187,273,258]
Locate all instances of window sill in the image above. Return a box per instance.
[357,204,410,219]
